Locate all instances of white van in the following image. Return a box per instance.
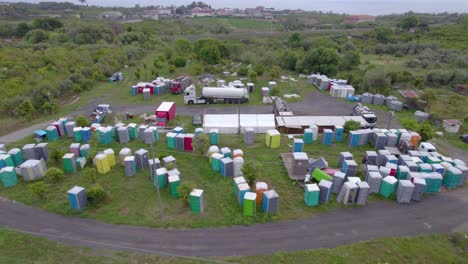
[418,142,436,152]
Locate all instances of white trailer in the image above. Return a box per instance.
[184,85,249,104]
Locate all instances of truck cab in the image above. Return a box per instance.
[170,77,192,94]
[352,103,377,128]
[96,104,112,114]
[184,85,206,104]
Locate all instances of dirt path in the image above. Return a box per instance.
[431,137,468,164]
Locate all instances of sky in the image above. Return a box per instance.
[14,0,468,15]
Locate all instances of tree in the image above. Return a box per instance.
[173,56,187,67]
[249,71,258,82]
[361,67,391,95]
[87,184,108,206]
[82,167,98,183]
[296,47,339,75]
[400,15,419,31]
[238,66,249,76]
[198,45,221,64]
[174,38,193,54]
[29,182,48,199]
[76,115,90,127]
[134,68,141,80]
[278,50,298,71]
[25,29,49,44]
[16,100,35,120]
[340,51,361,71]
[32,18,64,31]
[15,23,31,37]
[78,0,87,6]
[195,134,210,155]
[241,162,260,185]
[288,32,303,48]
[269,66,281,79]
[177,182,196,206]
[344,120,361,133]
[374,26,393,43]
[418,122,434,141]
[44,167,65,184]
[253,64,264,76]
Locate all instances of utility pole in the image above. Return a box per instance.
[387,111,394,129]
[150,144,163,219]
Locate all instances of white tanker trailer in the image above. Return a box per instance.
[183,85,249,104]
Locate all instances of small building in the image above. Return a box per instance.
[343,15,376,24]
[98,11,125,20]
[142,9,159,20]
[443,119,461,133]
[192,7,213,17]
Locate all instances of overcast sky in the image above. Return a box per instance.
[15,0,468,15]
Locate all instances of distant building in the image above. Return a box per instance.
[191,7,213,17]
[158,8,173,17]
[217,8,236,16]
[343,15,376,24]
[443,119,461,133]
[142,9,159,20]
[98,11,124,20]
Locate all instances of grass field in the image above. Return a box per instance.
[1,116,384,228]
[0,228,466,263]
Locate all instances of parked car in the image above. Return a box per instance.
[460,134,468,144]
[192,115,202,126]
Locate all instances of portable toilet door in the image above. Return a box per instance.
[334,125,344,142]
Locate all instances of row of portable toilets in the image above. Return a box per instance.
[302,149,467,207]
[131,78,170,97]
[347,128,421,150]
[360,93,404,111]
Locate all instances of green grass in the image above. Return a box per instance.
[0,228,466,264]
[1,119,382,229]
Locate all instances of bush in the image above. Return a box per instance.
[173,56,187,68]
[50,149,65,165]
[44,167,64,184]
[82,167,98,183]
[169,65,176,73]
[238,66,249,76]
[344,120,361,133]
[177,182,196,206]
[75,115,90,128]
[241,162,260,185]
[29,182,48,199]
[25,29,49,44]
[253,64,265,76]
[87,184,108,206]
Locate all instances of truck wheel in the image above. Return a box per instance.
[188,100,194,105]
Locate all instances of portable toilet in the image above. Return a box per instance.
[67,186,87,210]
[322,129,333,145]
[303,128,313,144]
[293,138,304,152]
[209,129,219,145]
[265,130,280,148]
[304,183,320,206]
[334,125,344,142]
[243,192,257,217]
[189,189,204,214]
[166,132,176,149]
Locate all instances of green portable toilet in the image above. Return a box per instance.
[46,126,59,141]
[0,167,17,188]
[303,128,313,144]
[209,129,219,145]
[243,192,257,217]
[443,167,461,189]
[211,153,223,171]
[379,176,398,198]
[152,126,160,142]
[0,154,14,168]
[168,175,180,198]
[166,132,176,149]
[73,127,82,142]
[62,153,77,174]
[426,156,441,165]
[128,124,139,140]
[396,165,410,180]
[189,189,204,213]
[312,168,332,182]
[154,168,168,189]
[304,183,320,206]
[7,149,24,166]
[233,176,246,196]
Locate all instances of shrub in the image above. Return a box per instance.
[87,184,108,206]
[253,64,265,76]
[169,65,176,73]
[344,120,361,133]
[82,167,98,183]
[75,115,90,128]
[44,167,64,184]
[29,182,48,199]
[177,182,196,206]
[173,56,187,68]
[238,66,249,76]
[241,162,260,185]
[50,149,65,165]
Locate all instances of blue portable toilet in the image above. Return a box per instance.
[67,186,87,210]
[131,86,138,96]
[173,127,184,134]
[293,138,304,152]
[334,125,344,142]
[81,127,92,143]
[34,130,47,142]
[322,129,333,145]
[347,131,359,147]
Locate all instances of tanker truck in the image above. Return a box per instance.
[184,85,249,104]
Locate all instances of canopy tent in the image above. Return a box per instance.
[203,114,275,134]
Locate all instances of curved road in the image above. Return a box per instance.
[1,188,467,257]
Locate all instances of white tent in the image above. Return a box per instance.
[203,114,275,134]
